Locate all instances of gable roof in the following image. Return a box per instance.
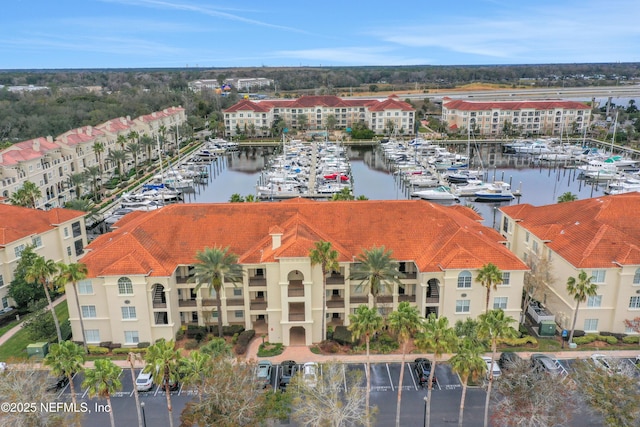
[443,99,591,111]
[81,200,526,277]
[500,193,640,268]
[0,205,85,246]
[223,95,414,114]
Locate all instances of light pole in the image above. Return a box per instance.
[423,396,428,427]
[140,401,147,427]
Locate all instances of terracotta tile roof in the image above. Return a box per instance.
[56,126,105,147]
[138,107,185,123]
[0,205,85,246]
[81,200,526,278]
[443,99,591,111]
[500,193,640,268]
[0,137,60,166]
[224,95,413,113]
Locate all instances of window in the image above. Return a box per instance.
[85,329,100,344]
[532,240,539,254]
[71,221,82,238]
[630,296,640,309]
[525,231,530,243]
[457,271,472,288]
[124,331,140,344]
[634,268,640,285]
[121,306,137,320]
[501,272,510,285]
[235,310,244,318]
[74,239,83,256]
[456,300,470,313]
[587,295,602,307]
[493,297,508,310]
[0,275,3,288]
[14,244,25,258]
[1,297,8,309]
[31,236,42,247]
[67,247,72,256]
[584,319,598,332]
[233,288,242,296]
[591,270,606,283]
[81,305,97,318]
[78,280,93,294]
[118,277,133,295]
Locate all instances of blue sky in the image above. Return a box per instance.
[1,0,639,69]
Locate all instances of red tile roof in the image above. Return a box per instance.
[0,137,60,166]
[224,95,414,113]
[443,99,591,111]
[500,193,640,268]
[81,200,526,277]
[0,205,85,246]
[57,126,105,147]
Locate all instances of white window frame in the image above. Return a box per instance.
[584,319,598,332]
[118,277,133,295]
[121,306,137,320]
[591,270,606,284]
[493,297,508,310]
[85,329,100,344]
[455,299,470,313]
[629,296,640,309]
[587,295,602,308]
[633,268,640,285]
[457,271,472,288]
[124,331,140,345]
[31,236,42,247]
[501,272,510,286]
[235,310,244,318]
[77,279,93,295]
[81,305,97,318]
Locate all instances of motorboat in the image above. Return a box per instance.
[452,180,491,197]
[513,141,553,154]
[474,182,514,201]
[412,185,459,201]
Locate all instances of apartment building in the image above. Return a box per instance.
[442,98,592,137]
[500,193,640,335]
[223,95,415,137]
[75,199,527,347]
[0,107,186,208]
[0,204,87,308]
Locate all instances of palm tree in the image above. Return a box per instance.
[54,262,88,352]
[126,142,141,177]
[475,263,503,313]
[83,358,122,427]
[415,314,457,427]
[83,165,102,199]
[127,352,145,427]
[140,134,155,164]
[449,338,486,427]
[228,193,244,202]
[44,341,85,427]
[158,125,168,150]
[478,309,517,427]
[25,256,62,342]
[93,142,105,175]
[143,339,182,427]
[9,180,42,208]
[68,172,86,199]
[127,130,139,146]
[348,304,384,427]
[116,134,127,150]
[349,246,405,310]
[388,301,423,427]
[193,246,243,337]
[106,149,129,178]
[309,240,339,341]
[566,270,598,344]
[557,192,578,203]
[180,350,211,402]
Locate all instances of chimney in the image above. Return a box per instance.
[269,225,284,249]
[33,139,41,151]
[87,125,93,136]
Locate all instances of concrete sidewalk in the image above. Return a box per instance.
[0,295,67,347]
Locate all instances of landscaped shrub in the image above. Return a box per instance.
[500,335,538,347]
[87,346,110,355]
[319,340,340,354]
[175,330,185,341]
[572,330,585,338]
[234,329,255,355]
[333,326,353,345]
[185,325,208,340]
[184,339,199,350]
[223,325,245,336]
[257,342,285,357]
[600,331,626,341]
[137,342,150,349]
[622,336,640,344]
[572,334,617,345]
[113,347,146,355]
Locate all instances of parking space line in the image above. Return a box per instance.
[385,364,394,392]
[363,363,368,381]
[153,384,160,396]
[407,363,418,390]
[81,386,90,399]
[342,365,347,392]
[177,382,184,396]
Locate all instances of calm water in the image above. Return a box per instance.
[182,145,607,228]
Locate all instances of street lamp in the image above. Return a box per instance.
[140,401,147,427]
[423,396,428,427]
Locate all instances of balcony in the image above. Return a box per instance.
[289,313,305,321]
[377,295,393,304]
[402,272,417,280]
[226,298,244,307]
[289,302,305,321]
[398,294,416,303]
[202,298,216,307]
[250,300,267,310]
[178,299,197,307]
[249,277,266,287]
[350,295,368,304]
[327,298,345,308]
[152,301,167,309]
[288,285,304,297]
[425,296,440,304]
[176,276,193,284]
[326,275,345,285]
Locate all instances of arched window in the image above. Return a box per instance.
[634,268,640,285]
[118,277,133,295]
[457,271,472,288]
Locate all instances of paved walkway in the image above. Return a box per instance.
[0,295,67,347]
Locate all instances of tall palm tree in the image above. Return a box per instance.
[475,263,503,313]
[180,350,211,402]
[415,314,457,427]
[10,180,42,208]
[44,341,85,427]
[127,130,139,146]
[388,301,422,427]
[126,142,141,177]
[127,352,145,427]
[67,172,86,199]
[83,165,102,199]
[92,141,105,175]
[83,358,122,427]
[139,134,155,164]
[193,246,243,337]
[349,246,405,310]
[557,192,578,203]
[309,240,339,341]
[478,309,517,427]
[116,134,127,150]
[449,338,486,427]
[566,270,598,344]
[143,339,182,427]
[158,125,167,150]
[54,262,88,352]
[25,256,62,342]
[106,149,129,178]
[348,304,384,427]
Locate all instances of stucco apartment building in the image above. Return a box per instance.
[500,193,640,335]
[0,204,87,309]
[74,199,527,347]
[0,107,186,209]
[223,95,415,138]
[442,98,592,137]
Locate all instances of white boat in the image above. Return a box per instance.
[514,141,553,154]
[452,180,491,197]
[474,182,514,202]
[120,199,164,211]
[412,185,459,201]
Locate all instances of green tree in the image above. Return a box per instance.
[106,149,128,178]
[25,255,62,342]
[326,114,337,130]
[67,172,86,199]
[566,270,598,344]
[309,240,339,341]
[143,339,182,427]
[126,142,141,177]
[127,352,145,427]
[139,133,155,163]
[44,341,86,427]
[330,187,354,200]
[7,245,46,308]
[180,350,211,402]
[54,262,88,352]
[475,263,503,313]
[83,165,102,198]
[193,246,243,337]
[9,180,42,208]
[22,299,59,342]
[477,309,517,427]
[557,192,578,203]
[348,304,384,427]
[387,302,422,427]
[415,314,457,427]
[229,193,245,202]
[92,142,105,176]
[349,246,405,309]
[297,113,308,131]
[116,134,127,150]
[449,338,486,427]
[82,359,122,427]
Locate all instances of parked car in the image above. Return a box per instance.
[136,371,154,391]
[46,374,69,392]
[162,377,180,392]
[0,306,14,315]
[255,361,273,389]
[590,354,622,374]
[302,362,319,388]
[530,354,563,375]
[482,356,501,379]
[279,360,298,391]
[498,351,522,370]
[413,357,433,388]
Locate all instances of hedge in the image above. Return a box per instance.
[622,336,640,344]
[113,348,146,355]
[333,326,353,345]
[500,336,538,347]
[184,339,199,350]
[223,325,245,336]
[234,329,255,355]
[87,346,110,355]
[572,334,618,345]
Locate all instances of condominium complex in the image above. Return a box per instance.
[500,193,640,335]
[0,107,186,209]
[223,95,415,137]
[441,98,592,137]
[74,199,527,347]
[0,204,87,308]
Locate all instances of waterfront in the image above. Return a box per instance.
[178,144,607,228]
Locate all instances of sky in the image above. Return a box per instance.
[1,0,639,69]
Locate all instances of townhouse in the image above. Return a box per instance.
[0,204,87,308]
[75,199,527,347]
[500,193,640,334]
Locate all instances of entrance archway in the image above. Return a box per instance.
[289,326,306,346]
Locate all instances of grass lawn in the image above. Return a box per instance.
[0,300,69,362]
[0,317,21,337]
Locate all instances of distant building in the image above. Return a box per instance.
[188,79,220,93]
[442,98,592,137]
[224,78,273,91]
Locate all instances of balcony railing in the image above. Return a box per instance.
[288,286,304,297]
[226,298,244,307]
[350,296,368,304]
[178,299,197,307]
[327,298,344,308]
[377,295,393,304]
[402,272,417,280]
[289,313,305,321]
[398,294,416,302]
[152,302,167,309]
[249,277,267,287]
[250,301,267,310]
[326,275,345,285]
[176,276,193,284]
[202,298,216,307]
[425,297,440,304]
